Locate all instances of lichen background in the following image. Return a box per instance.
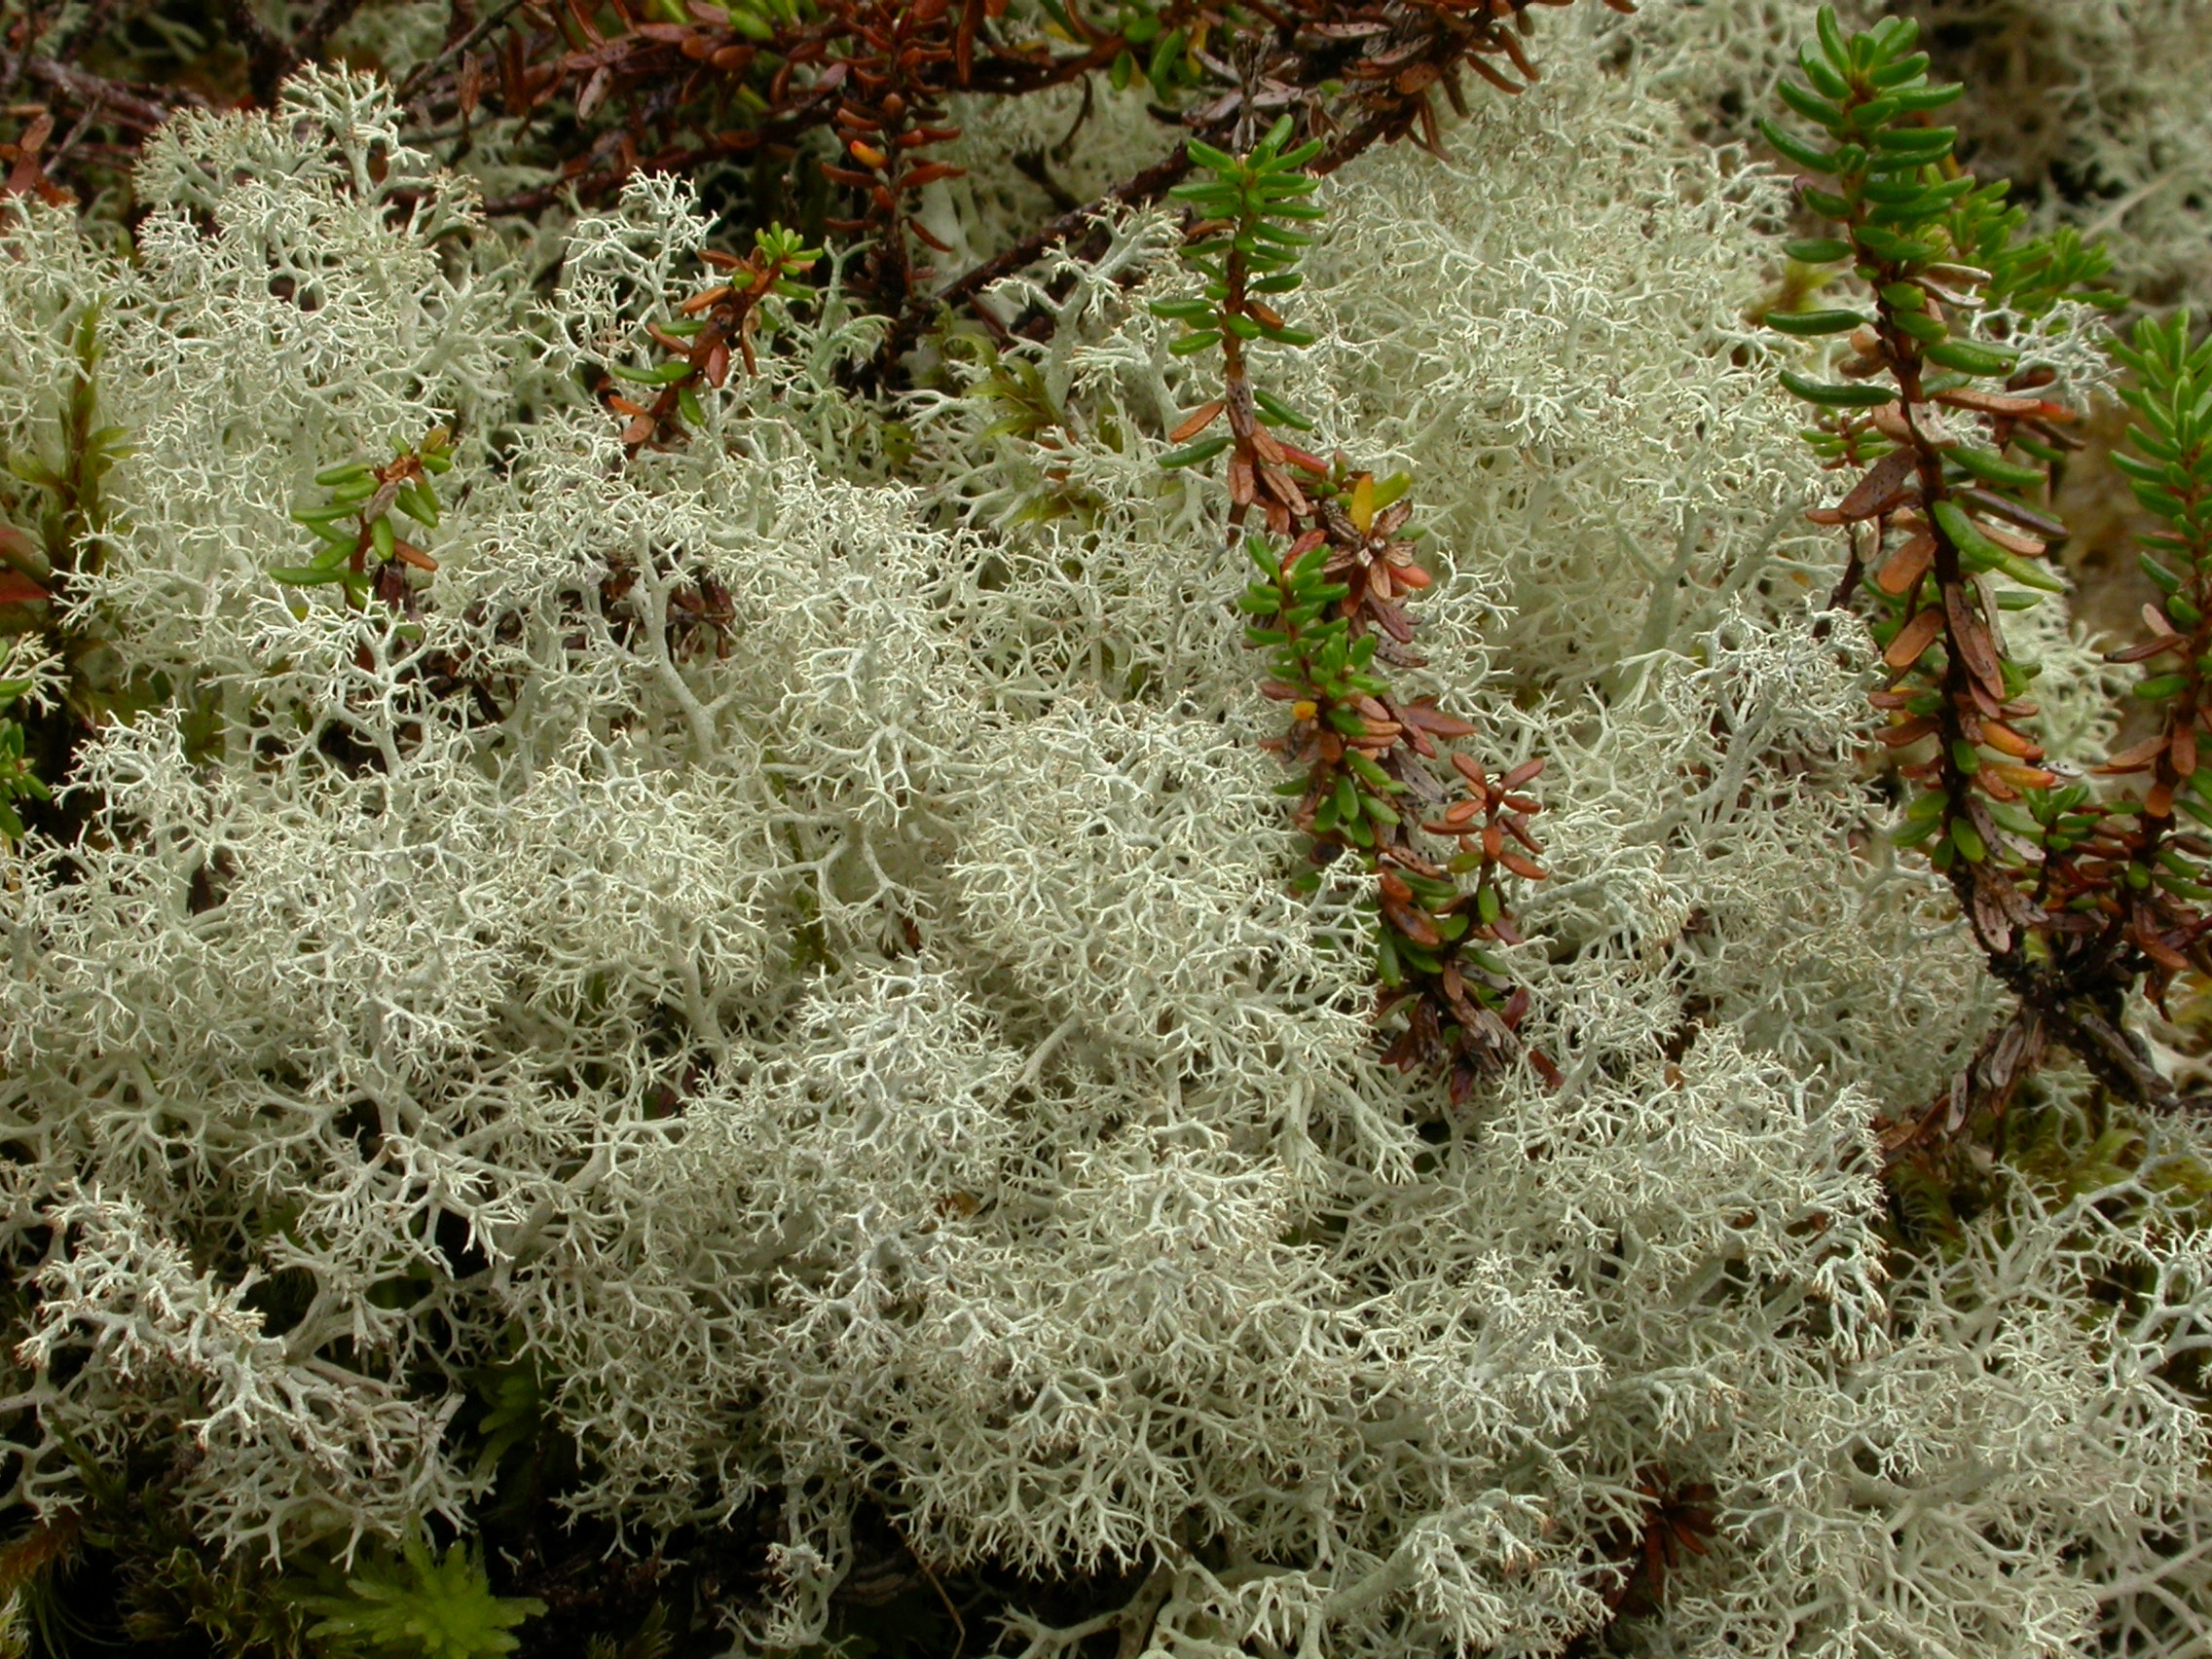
[0,2,2210,1655]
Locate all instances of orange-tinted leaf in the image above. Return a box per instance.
[1383,900,1443,947]
[1962,487,2064,539]
[1978,721,2042,760]
[1969,517,2046,557]
[1371,598,1414,643]
[899,162,964,190]
[1944,584,2005,697]
[2143,932,2189,970]
[1835,448,1920,521]
[1399,702,1476,739]
[1169,401,1226,444]
[1935,387,2071,422]
[955,0,983,79]
[1876,716,1938,747]
[1261,463,1309,516]
[680,283,735,315]
[2097,734,2169,774]
[1465,54,1524,92]
[1875,533,1936,596]
[2109,636,2183,665]
[1884,607,1944,671]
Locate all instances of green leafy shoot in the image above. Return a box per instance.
[277,427,452,603]
[2104,310,2212,865]
[295,1530,543,1659]
[1763,6,2089,885]
[1150,117,1324,361]
[614,223,822,448]
[2111,309,2212,561]
[0,672,50,841]
[1949,201,2124,317]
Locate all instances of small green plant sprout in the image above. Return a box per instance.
[5,304,128,596]
[278,428,454,608]
[1156,120,1555,1100]
[582,1602,674,1659]
[609,223,822,452]
[0,647,53,842]
[0,682,49,842]
[296,1529,543,1659]
[1108,0,1213,105]
[2089,310,2212,999]
[467,1353,546,1482]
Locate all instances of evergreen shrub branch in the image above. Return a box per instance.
[1767,7,2211,1135]
[1153,119,1554,1099]
[608,224,824,449]
[400,0,1618,340]
[278,428,456,608]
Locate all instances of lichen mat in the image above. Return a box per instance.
[0,0,2209,1654]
